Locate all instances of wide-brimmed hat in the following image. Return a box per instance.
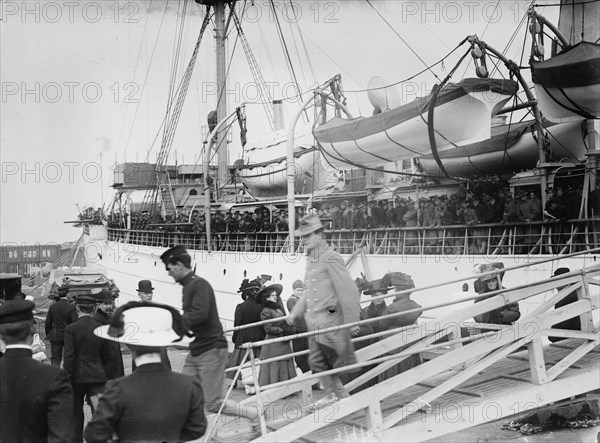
[137,280,154,293]
[363,279,393,296]
[294,213,323,237]
[94,302,191,347]
[256,284,283,305]
[237,278,261,293]
[381,272,415,290]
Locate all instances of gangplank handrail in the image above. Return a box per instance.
[230,263,599,442]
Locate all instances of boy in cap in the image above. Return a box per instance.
[0,300,73,442]
[287,214,361,401]
[91,290,124,380]
[85,302,206,442]
[45,285,77,366]
[64,295,113,442]
[160,245,230,413]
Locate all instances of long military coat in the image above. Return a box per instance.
[291,240,361,369]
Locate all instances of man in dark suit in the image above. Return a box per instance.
[85,302,206,442]
[44,285,77,366]
[0,299,74,442]
[91,289,125,379]
[64,295,112,442]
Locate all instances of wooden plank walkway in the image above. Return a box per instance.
[207,340,599,442]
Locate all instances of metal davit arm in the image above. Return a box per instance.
[204,107,243,252]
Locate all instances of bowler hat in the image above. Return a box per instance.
[160,245,190,266]
[94,302,191,347]
[137,280,154,293]
[294,213,324,237]
[95,290,114,303]
[292,279,304,289]
[0,300,34,324]
[256,284,283,305]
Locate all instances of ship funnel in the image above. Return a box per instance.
[273,100,285,131]
[367,76,402,115]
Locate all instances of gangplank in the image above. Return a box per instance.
[208,259,599,442]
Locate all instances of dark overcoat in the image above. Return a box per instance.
[84,362,206,442]
[64,316,110,383]
[91,309,125,379]
[45,298,77,341]
[232,298,265,347]
[0,348,73,442]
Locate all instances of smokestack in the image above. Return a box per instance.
[273,100,285,131]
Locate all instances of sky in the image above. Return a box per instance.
[0,0,559,245]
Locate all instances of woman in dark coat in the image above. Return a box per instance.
[376,272,423,382]
[257,284,296,386]
[226,279,265,386]
[473,263,520,325]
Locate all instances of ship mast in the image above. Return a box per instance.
[214,1,229,190]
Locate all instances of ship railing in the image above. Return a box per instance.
[210,256,600,441]
[106,217,600,255]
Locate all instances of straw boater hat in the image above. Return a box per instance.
[294,213,324,237]
[256,284,283,305]
[94,301,192,347]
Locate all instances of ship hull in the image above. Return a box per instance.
[83,226,599,333]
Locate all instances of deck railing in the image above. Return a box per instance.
[107,218,600,255]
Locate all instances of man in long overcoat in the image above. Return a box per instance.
[288,214,361,400]
[91,290,124,379]
[0,300,73,442]
[45,285,77,366]
[64,295,112,442]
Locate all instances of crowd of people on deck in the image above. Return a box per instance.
[99,181,587,237]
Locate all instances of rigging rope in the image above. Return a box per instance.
[268,0,309,121]
[121,0,169,162]
[366,0,441,82]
